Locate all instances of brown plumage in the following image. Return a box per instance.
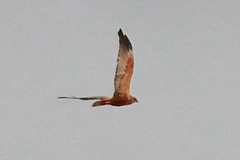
[58,29,138,107]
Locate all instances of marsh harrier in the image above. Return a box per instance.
[58,29,138,107]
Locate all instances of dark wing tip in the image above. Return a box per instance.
[118,29,132,50]
[118,28,123,37]
[58,97,68,99]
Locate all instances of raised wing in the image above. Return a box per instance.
[113,29,134,96]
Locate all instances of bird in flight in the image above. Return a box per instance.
[58,29,138,107]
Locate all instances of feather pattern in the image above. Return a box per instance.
[113,29,134,96]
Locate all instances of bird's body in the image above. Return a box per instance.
[58,29,138,107]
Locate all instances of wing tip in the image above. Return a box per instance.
[118,28,123,37]
[117,28,132,50]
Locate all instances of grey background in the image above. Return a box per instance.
[1,0,240,160]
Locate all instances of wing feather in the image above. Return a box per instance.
[58,96,111,100]
[113,29,134,96]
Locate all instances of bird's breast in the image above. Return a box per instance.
[111,95,132,106]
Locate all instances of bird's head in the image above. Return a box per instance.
[132,96,138,103]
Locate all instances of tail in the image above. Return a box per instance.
[58,96,112,107]
[92,100,111,107]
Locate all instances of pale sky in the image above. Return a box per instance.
[1,0,240,160]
